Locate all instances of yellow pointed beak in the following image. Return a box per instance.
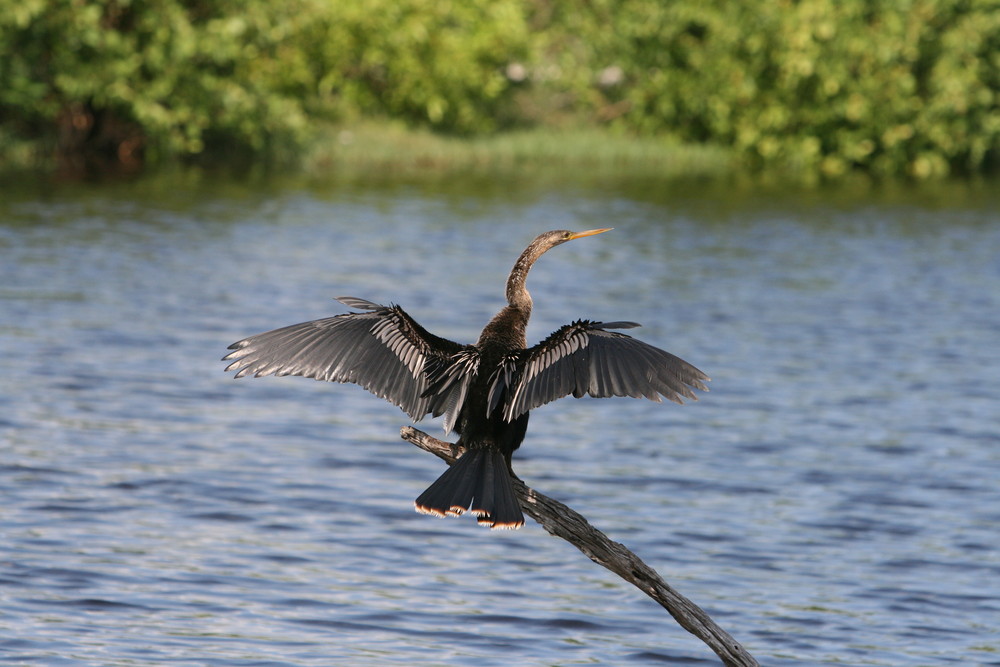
[567,228,613,240]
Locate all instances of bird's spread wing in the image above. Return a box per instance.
[498,320,709,422]
[223,297,463,421]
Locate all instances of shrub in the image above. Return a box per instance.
[0,0,529,165]
[1,0,996,176]
[304,0,530,134]
[530,0,1000,176]
[0,0,323,164]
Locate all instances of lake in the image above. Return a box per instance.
[1,169,998,665]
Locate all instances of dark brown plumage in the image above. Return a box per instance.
[223,229,708,529]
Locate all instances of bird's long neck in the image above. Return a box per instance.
[505,241,547,317]
[477,240,549,348]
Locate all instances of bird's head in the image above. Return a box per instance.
[535,228,613,252]
[506,228,614,307]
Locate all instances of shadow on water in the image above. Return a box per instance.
[4,162,999,221]
[1,165,999,666]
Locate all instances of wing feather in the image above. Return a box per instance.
[223,297,463,421]
[500,320,709,421]
[422,349,479,434]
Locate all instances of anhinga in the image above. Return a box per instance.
[223,229,708,529]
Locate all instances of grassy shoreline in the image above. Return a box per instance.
[1,122,735,181]
[302,123,734,178]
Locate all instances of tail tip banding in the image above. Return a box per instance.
[478,516,525,530]
[414,501,525,530]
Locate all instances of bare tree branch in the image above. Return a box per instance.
[401,426,759,667]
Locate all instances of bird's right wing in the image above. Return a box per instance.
[223,296,463,422]
[497,319,709,422]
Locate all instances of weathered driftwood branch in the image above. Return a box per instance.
[400,426,759,667]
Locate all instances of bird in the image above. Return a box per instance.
[223,229,708,529]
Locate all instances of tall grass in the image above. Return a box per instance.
[304,122,733,178]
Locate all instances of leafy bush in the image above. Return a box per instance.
[1,0,996,176]
[530,0,1000,177]
[304,0,530,133]
[0,0,322,164]
[0,0,528,164]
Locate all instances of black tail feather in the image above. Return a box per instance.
[481,462,520,528]
[415,449,524,529]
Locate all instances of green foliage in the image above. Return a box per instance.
[0,0,527,163]
[304,0,530,133]
[1,0,997,176]
[0,0,319,162]
[531,0,1000,177]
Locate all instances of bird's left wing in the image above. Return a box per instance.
[498,320,709,422]
[223,297,463,422]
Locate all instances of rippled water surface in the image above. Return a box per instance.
[2,172,998,666]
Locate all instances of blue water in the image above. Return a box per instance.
[1,173,998,665]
